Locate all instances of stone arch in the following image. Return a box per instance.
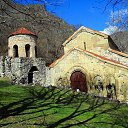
[28,66,38,84]
[13,45,19,57]
[106,76,116,99]
[106,84,116,99]
[109,76,116,85]
[93,75,103,89]
[66,66,90,92]
[70,71,87,92]
[25,44,30,57]
[105,74,116,85]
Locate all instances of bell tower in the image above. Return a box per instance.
[8,27,38,58]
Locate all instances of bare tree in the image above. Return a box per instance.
[0,0,65,26]
[0,0,75,64]
[102,0,128,30]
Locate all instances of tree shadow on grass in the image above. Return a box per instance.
[0,87,57,119]
[0,87,68,126]
[0,86,128,128]
[46,98,121,128]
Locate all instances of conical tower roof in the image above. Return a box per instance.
[10,27,37,37]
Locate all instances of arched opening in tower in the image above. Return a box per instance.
[70,71,88,92]
[25,44,30,57]
[28,66,38,84]
[13,45,19,57]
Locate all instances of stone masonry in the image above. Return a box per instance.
[0,56,47,85]
[0,26,128,103]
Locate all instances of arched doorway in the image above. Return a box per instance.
[13,45,19,57]
[70,71,88,92]
[25,44,30,57]
[28,66,38,84]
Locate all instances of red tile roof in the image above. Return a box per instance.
[108,48,128,58]
[10,27,37,36]
[49,48,128,69]
[49,54,65,68]
[84,50,123,66]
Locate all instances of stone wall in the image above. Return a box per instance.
[63,27,118,54]
[92,48,128,66]
[102,50,128,66]
[49,48,128,102]
[0,56,47,85]
[45,67,52,86]
[0,56,5,77]
[8,35,37,57]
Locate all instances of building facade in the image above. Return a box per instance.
[0,26,128,102]
[0,28,47,85]
[49,26,128,102]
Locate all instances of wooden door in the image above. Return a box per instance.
[70,71,88,92]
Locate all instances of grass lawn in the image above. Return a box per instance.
[0,78,128,128]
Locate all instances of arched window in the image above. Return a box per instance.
[106,84,116,99]
[25,44,30,57]
[94,75,103,91]
[35,46,37,57]
[13,45,18,57]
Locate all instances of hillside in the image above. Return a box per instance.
[0,2,128,64]
[111,31,128,54]
[0,3,76,64]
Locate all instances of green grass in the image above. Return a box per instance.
[0,78,128,128]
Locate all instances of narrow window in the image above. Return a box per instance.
[13,45,18,57]
[35,46,37,57]
[84,42,86,50]
[25,44,30,57]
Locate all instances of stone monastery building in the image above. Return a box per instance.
[0,26,128,102]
